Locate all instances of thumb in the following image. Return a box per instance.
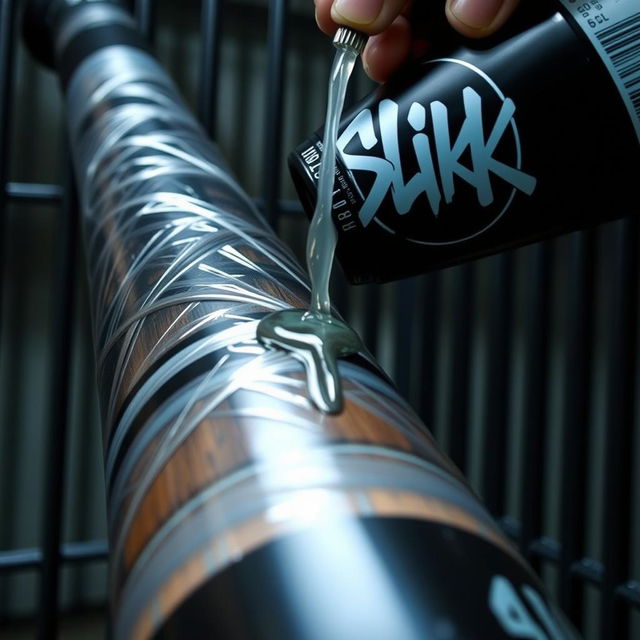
[330,0,408,35]
[445,0,521,38]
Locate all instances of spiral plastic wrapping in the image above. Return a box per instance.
[42,3,580,638]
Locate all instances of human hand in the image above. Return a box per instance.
[315,0,521,82]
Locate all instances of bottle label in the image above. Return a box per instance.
[559,0,640,141]
[335,58,537,246]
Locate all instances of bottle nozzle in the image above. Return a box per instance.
[333,26,368,55]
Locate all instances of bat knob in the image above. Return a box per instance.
[22,0,129,69]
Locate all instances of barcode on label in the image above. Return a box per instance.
[596,12,640,120]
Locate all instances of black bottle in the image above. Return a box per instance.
[289,0,640,284]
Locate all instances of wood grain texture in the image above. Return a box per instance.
[114,373,463,578]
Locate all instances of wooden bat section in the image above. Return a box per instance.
[23,1,578,637]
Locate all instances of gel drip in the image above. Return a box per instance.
[257,28,366,414]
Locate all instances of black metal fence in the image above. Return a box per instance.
[0,0,638,638]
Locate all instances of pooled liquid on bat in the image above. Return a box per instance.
[257,28,367,414]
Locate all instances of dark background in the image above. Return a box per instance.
[0,0,638,638]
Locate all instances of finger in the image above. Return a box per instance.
[362,14,412,82]
[329,0,409,35]
[445,0,521,38]
[315,0,339,35]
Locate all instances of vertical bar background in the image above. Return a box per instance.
[0,2,637,639]
[558,230,594,627]
[197,0,223,137]
[36,167,78,640]
[598,219,638,639]
[518,244,551,567]
[133,0,156,43]
[480,252,514,518]
[445,264,474,473]
[0,0,16,350]
[418,273,441,430]
[262,0,288,229]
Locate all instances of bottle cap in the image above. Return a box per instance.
[333,26,368,55]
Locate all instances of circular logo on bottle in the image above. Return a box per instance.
[336,58,537,245]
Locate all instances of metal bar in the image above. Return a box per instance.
[518,243,551,564]
[418,273,440,429]
[262,0,288,228]
[572,557,604,586]
[616,581,640,607]
[0,0,16,337]
[0,0,20,620]
[0,540,109,573]
[393,279,417,398]
[67,334,100,604]
[133,0,155,43]
[36,166,79,640]
[197,0,223,137]
[446,264,473,472]
[599,218,637,639]
[61,539,110,563]
[499,515,520,540]
[558,230,594,623]
[361,284,381,355]
[0,548,42,572]
[528,536,561,562]
[480,253,514,517]
[5,181,64,203]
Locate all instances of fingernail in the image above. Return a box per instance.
[449,0,504,29]
[332,0,384,26]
